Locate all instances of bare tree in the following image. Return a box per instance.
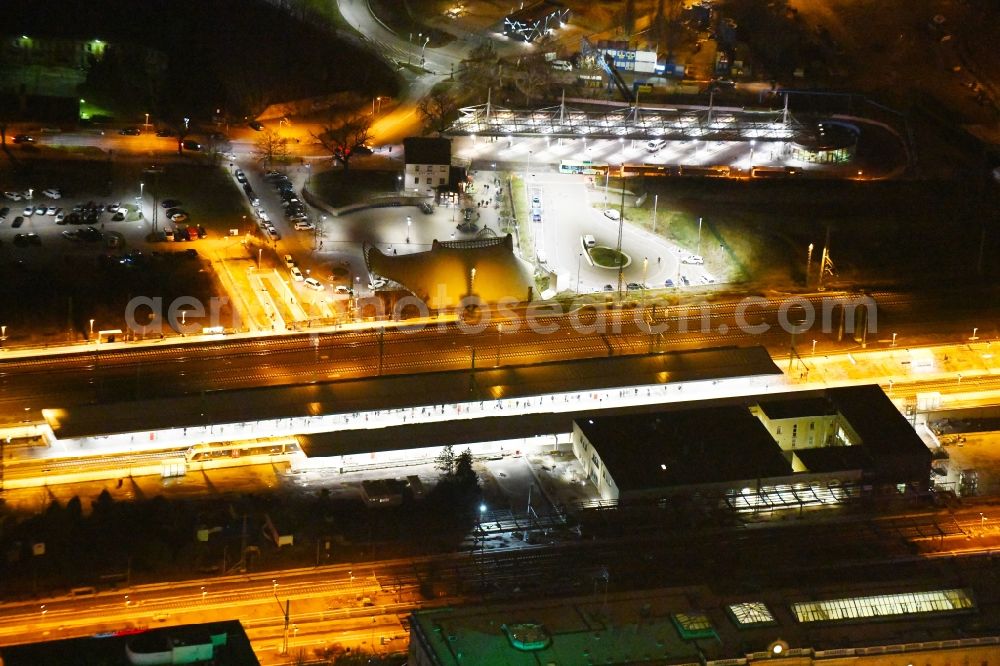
[458,41,500,98]
[621,0,637,40]
[252,128,288,164]
[312,114,372,171]
[417,88,459,135]
[514,56,552,106]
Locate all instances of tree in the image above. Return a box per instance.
[514,56,552,106]
[252,128,289,164]
[312,113,372,170]
[435,445,456,477]
[418,87,459,136]
[455,448,479,493]
[458,41,500,99]
[621,0,637,40]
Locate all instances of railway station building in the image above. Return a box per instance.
[571,385,931,507]
[409,579,995,666]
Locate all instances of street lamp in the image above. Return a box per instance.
[970,327,979,341]
[0,324,6,349]
[257,248,262,269]
[421,35,430,64]
[406,216,412,243]
[806,243,813,286]
[470,267,477,294]
[144,112,150,128]
[495,323,503,367]
[697,216,703,257]
[89,318,95,340]
[577,252,583,292]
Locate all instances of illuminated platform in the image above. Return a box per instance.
[39,347,783,456]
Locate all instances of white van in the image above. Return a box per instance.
[550,60,572,72]
[646,138,667,153]
[583,234,596,248]
[536,249,548,264]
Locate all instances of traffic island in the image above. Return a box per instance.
[588,246,631,269]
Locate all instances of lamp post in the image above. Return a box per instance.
[891,332,897,347]
[470,267,477,294]
[144,112,149,128]
[257,248,262,269]
[806,243,813,287]
[577,252,583,292]
[697,216,703,257]
[652,194,658,234]
[495,324,503,367]
[421,36,430,64]
[0,325,6,349]
[970,327,979,341]
[89,318,95,340]
[406,216,411,243]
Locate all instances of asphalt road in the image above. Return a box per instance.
[0,287,994,423]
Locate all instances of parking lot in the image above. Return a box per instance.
[0,159,241,345]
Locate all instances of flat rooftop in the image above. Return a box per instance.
[578,406,792,488]
[45,346,781,440]
[411,575,998,666]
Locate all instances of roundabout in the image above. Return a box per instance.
[588,246,631,269]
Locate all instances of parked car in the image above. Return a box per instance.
[155,128,175,137]
[304,277,324,291]
[419,202,434,214]
[3,192,22,201]
[119,127,142,136]
[283,254,295,269]
[0,206,8,218]
[56,211,67,223]
[23,206,34,217]
[603,209,620,221]
[334,285,351,294]
[248,121,264,131]
[46,206,59,215]
[293,221,314,231]
[13,134,35,143]
[290,266,304,281]
[26,233,41,245]
[11,216,24,228]
[42,188,62,199]
[182,140,202,150]
[681,254,704,265]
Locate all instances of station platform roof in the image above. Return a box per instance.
[447,101,808,143]
[44,346,781,440]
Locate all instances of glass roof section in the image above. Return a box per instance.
[728,602,777,626]
[792,589,974,623]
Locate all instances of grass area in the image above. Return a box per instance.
[311,168,400,207]
[509,174,534,262]
[589,246,630,269]
[369,0,456,48]
[621,176,999,288]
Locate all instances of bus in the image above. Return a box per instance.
[186,437,301,462]
[678,165,731,178]
[559,159,608,175]
[750,165,800,179]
